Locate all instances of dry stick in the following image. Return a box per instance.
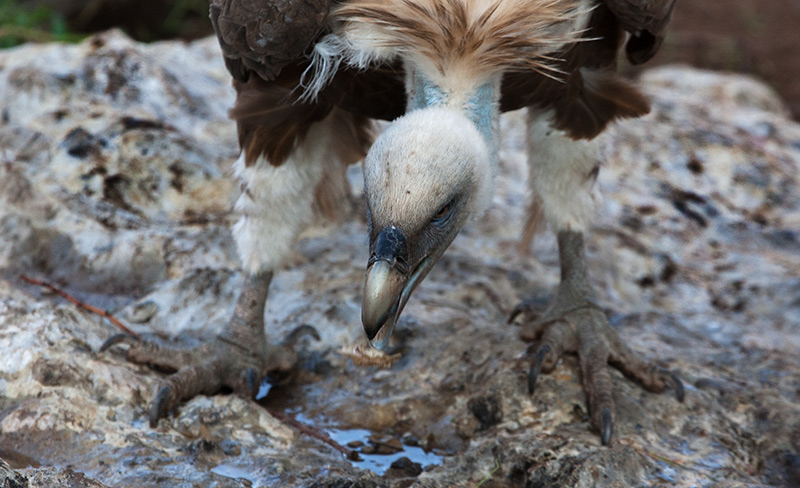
[267,409,360,461]
[19,274,142,340]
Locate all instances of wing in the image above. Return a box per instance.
[210,0,331,82]
[500,3,651,140]
[603,0,677,64]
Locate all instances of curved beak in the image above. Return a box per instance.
[362,226,432,351]
[362,260,406,348]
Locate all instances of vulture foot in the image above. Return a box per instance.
[101,330,300,427]
[101,272,315,426]
[510,231,683,445]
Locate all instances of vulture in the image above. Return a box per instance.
[104,0,683,445]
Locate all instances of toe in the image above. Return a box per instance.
[578,342,616,444]
[99,333,138,352]
[661,368,685,402]
[608,343,685,402]
[283,325,321,345]
[508,302,528,324]
[527,343,552,395]
[127,340,202,372]
[262,344,298,372]
[149,361,223,426]
[150,385,175,427]
[508,296,548,326]
[231,367,261,399]
[600,406,613,446]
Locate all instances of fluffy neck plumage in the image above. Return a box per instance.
[393,67,498,221]
[409,71,497,146]
[406,68,500,167]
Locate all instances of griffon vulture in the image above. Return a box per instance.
[104,0,683,445]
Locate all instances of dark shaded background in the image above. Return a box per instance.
[4,0,800,120]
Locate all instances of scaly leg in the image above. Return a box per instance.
[102,272,307,426]
[513,109,682,444]
[103,106,355,425]
[510,231,683,444]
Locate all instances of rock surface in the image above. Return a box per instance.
[1,31,799,487]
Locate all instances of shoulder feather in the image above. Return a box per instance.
[301,0,593,98]
[210,0,331,82]
[603,0,677,64]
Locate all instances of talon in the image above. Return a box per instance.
[668,370,685,402]
[283,324,321,345]
[150,385,173,428]
[601,407,613,446]
[508,304,524,324]
[99,333,137,352]
[243,368,258,398]
[528,344,551,395]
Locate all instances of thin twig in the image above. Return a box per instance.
[475,459,501,488]
[19,274,142,340]
[267,409,360,461]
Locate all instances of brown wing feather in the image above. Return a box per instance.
[210,0,331,82]
[223,0,665,165]
[211,0,406,168]
[603,0,677,64]
[229,64,404,167]
[500,2,651,140]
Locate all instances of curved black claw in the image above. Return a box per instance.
[99,333,138,352]
[243,368,258,399]
[601,407,613,446]
[508,304,525,325]
[528,344,551,395]
[667,370,685,402]
[150,385,173,428]
[283,324,321,346]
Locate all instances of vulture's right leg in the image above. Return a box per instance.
[510,110,683,444]
[103,112,342,426]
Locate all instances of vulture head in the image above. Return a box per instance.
[326,0,587,350]
[361,106,494,349]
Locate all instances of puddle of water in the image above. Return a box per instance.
[327,427,444,475]
[211,463,258,487]
[256,379,272,401]
[282,413,444,476]
[258,375,445,476]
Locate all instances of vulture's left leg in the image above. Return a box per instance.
[103,109,351,426]
[510,110,683,445]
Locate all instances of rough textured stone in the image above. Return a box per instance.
[1,31,799,487]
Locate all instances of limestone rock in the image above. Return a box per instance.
[0,31,799,487]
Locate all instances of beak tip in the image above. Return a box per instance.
[366,317,394,351]
[368,335,390,352]
[362,259,404,347]
[361,316,381,342]
[361,306,393,351]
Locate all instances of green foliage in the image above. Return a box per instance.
[161,0,210,39]
[0,0,84,48]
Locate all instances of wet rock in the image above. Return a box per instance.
[0,458,28,488]
[468,392,504,433]
[385,456,423,479]
[525,447,650,488]
[0,32,799,487]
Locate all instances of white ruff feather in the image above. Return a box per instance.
[300,34,347,102]
[300,0,593,101]
[232,114,345,273]
[526,109,604,232]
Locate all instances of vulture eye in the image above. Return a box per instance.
[432,201,453,222]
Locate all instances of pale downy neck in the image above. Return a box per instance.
[407,70,499,163]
